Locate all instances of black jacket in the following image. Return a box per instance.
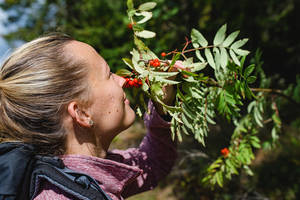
[0,142,111,200]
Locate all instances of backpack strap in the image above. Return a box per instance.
[30,157,112,200]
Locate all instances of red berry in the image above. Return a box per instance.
[138,80,143,86]
[133,78,138,84]
[127,23,133,29]
[128,80,134,87]
[161,52,166,57]
[149,60,154,66]
[221,148,229,157]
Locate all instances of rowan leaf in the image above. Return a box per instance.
[135,30,156,38]
[229,49,240,66]
[205,48,215,69]
[138,2,157,11]
[191,28,208,47]
[220,47,228,70]
[213,24,227,45]
[231,39,248,50]
[135,11,152,24]
[223,30,240,47]
[244,64,255,77]
[234,49,250,56]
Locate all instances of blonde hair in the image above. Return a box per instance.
[0,33,88,155]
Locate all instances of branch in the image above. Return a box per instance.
[251,88,300,107]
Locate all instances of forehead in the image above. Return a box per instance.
[64,41,109,75]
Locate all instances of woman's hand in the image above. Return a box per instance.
[154,60,184,117]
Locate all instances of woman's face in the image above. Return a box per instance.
[65,41,136,144]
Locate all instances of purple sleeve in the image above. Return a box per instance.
[108,101,177,198]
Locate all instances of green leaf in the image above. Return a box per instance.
[216,171,224,187]
[244,64,255,77]
[155,76,180,85]
[231,39,249,50]
[229,49,240,66]
[135,11,152,24]
[247,76,257,84]
[116,68,132,77]
[190,62,207,72]
[195,49,205,62]
[234,49,250,56]
[170,53,181,67]
[223,30,240,47]
[127,0,134,10]
[122,58,133,69]
[135,30,156,38]
[134,36,149,51]
[138,2,157,11]
[191,28,208,47]
[141,79,149,91]
[220,47,228,70]
[205,48,215,69]
[150,71,179,77]
[132,24,144,31]
[213,24,227,45]
[150,82,164,97]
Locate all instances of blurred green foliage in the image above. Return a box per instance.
[0,0,299,199]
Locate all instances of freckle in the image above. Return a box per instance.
[116,109,119,112]
[108,111,111,114]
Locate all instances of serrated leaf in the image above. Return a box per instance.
[205,48,215,69]
[116,68,132,77]
[247,101,256,113]
[150,71,179,77]
[213,24,227,45]
[223,30,240,47]
[131,49,149,76]
[132,24,144,31]
[181,113,194,130]
[191,28,208,47]
[155,76,180,85]
[190,62,207,72]
[150,82,164,97]
[135,30,156,38]
[135,11,152,24]
[216,171,224,187]
[122,58,134,69]
[138,2,157,11]
[141,79,149,91]
[170,53,181,67]
[244,64,255,77]
[229,49,240,66]
[195,49,205,62]
[234,49,250,56]
[134,36,149,51]
[127,0,134,10]
[220,47,228,70]
[247,76,256,84]
[231,39,248,50]
[181,125,190,135]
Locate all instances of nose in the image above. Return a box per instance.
[113,73,126,88]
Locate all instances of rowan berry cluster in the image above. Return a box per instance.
[221,148,230,157]
[123,77,143,88]
[149,58,161,67]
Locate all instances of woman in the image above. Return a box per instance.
[0,33,178,200]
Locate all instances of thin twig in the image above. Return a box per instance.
[251,88,300,107]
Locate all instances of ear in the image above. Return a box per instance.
[67,102,92,128]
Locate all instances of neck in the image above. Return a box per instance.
[64,120,108,158]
